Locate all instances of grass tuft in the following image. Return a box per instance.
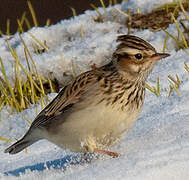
[6,19,11,35]
[100,0,107,12]
[27,0,38,27]
[0,136,12,142]
[168,74,181,98]
[0,34,60,113]
[70,7,77,17]
[0,1,40,35]
[28,32,49,53]
[184,62,189,72]
[145,78,160,97]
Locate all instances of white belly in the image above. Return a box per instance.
[46,102,141,153]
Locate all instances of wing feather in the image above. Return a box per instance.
[30,70,97,129]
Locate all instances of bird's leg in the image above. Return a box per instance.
[93,148,119,158]
[84,152,89,162]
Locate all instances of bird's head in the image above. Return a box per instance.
[113,35,170,81]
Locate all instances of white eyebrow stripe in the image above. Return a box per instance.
[117,47,142,55]
[116,47,155,57]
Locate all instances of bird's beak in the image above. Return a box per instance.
[152,53,170,61]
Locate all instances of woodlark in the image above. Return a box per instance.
[5,35,169,158]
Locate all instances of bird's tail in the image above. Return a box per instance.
[4,136,37,154]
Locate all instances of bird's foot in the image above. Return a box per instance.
[94,148,119,158]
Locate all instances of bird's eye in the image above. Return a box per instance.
[134,53,143,60]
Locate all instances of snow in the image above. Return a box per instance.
[0,0,189,179]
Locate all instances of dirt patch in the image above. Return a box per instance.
[129,2,189,31]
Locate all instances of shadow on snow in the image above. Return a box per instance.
[4,153,95,177]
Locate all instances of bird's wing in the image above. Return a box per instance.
[30,70,98,129]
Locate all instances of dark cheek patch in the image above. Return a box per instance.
[117,58,131,69]
[118,56,144,67]
[115,53,129,62]
[118,57,145,74]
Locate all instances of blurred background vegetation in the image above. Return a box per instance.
[0,0,122,34]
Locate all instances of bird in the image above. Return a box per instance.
[4,35,170,158]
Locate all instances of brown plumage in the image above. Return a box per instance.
[4,35,169,158]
